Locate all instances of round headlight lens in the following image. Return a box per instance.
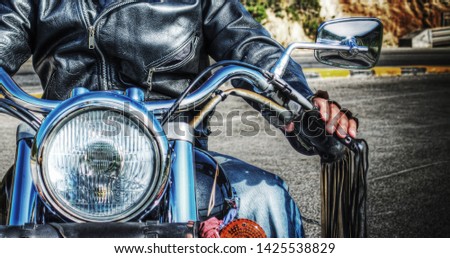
[42,109,159,221]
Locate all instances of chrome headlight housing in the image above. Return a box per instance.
[31,93,169,222]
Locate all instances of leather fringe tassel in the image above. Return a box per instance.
[320,140,369,238]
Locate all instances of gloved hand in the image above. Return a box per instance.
[285,90,358,139]
[283,90,359,162]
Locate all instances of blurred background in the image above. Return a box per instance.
[1,1,449,238]
[242,0,450,48]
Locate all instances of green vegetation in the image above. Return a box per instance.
[242,0,323,38]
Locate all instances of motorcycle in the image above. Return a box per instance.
[0,18,382,238]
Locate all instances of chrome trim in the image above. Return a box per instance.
[144,65,271,112]
[125,87,145,102]
[30,92,170,222]
[70,87,90,97]
[165,122,195,143]
[168,140,198,222]
[0,67,60,113]
[316,17,381,36]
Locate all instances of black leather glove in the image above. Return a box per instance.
[284,90,359,163]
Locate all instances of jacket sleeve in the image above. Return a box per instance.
[202,0,314,101]
[0,0,35,75]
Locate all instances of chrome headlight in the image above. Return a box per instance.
[32,94,169,222]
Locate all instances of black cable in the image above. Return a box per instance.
[0,101,40,131]
[0,107,8,116]
[0,107,38,131]
[160,60,269,125]
[1,98,42,126]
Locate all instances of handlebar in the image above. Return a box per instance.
[0,68,59,113]
[0,65,273,114]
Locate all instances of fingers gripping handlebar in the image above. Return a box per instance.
[266,75,362,160]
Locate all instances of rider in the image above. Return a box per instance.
[0,0,357,237]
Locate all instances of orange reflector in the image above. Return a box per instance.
[219,219,267,238]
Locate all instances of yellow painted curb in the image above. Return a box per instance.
[425,66,450,74]
[303,68,351,78]
[31,93,42,98]
[373,67,402,76]
[0,93,42,99]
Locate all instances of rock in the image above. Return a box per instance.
[253,0,450,47]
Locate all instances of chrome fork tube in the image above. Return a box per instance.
[166,121,197,222]
[8,137,37,226]
[168,140,198,222]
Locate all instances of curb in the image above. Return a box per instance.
[303,66,450,79]
[0,93,43,99]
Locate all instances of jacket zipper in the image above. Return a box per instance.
[80,0,139,90]
[88,26,95,49]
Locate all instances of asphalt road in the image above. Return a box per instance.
[208,74,450,238]
[1,70,450,238]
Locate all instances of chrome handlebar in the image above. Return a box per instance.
[0,68,59,113]
[0,65,272,114]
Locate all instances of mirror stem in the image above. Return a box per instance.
[271,42,368,78]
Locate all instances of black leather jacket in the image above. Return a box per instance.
[0,0,312,101]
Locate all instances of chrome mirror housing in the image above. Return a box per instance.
[315,18,383,69]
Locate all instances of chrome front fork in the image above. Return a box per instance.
[8,124,37,226]
[166,122,198,222]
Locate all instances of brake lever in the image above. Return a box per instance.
[267,74,314,110]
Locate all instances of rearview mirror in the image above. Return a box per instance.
[315,18,383,69]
